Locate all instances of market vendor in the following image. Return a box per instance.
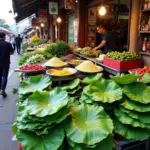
[92,24,120,54]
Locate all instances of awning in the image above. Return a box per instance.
[0,27,15,35]
[12,0,41,23]
[12,0,58,23]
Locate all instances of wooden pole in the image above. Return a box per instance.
[129,0,141,53]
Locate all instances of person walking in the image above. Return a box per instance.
[15,34,22,54]
[11,35,16,51]
[0,32,14,97]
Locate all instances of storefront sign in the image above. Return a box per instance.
[88,7,97,24]
[31,18,38,27]
[49,2,58,15]
[38,9,48,23]
[65,0,75,9]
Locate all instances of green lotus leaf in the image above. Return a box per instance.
[120,106,150,124]
[82,73,102,85]
[87,80,122,103]
[110,73,139,85]
[64,104,113,145]
[16,126,64,150]
[114,119,150,141]
[68,135,113,150]
[140,73,150,84]
[123,82,150,104]
[27,88,69,117]
[61,79,80,90]
[80,86,94,104]
[114,108,150,129]
[68,86,81,95]
[121,99,150,112]
[19,75,52,95]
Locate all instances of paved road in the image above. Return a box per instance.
[0,53,20,150]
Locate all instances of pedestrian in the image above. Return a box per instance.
[15,34,22,54]
[0,32,14,97]
[11,35,16,51]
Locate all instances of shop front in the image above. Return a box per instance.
[86,0,130,50]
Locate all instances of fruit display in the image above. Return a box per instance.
[20,64,44,71]
[30,35,40,43]
[106,51,140,61]
[79,47,101,57]
[76,60,103,73]
[26,46,35,51]
[45,57,67,68]
[45,41,72,57]
[36,44,50,50]
[130,66,150,75]
[25,54,45,65]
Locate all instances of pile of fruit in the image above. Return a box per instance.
[130,66,150,75]
[20,64,44,71]
[106,51,140,61]
[37,44,50,50]
[30,35,40,43]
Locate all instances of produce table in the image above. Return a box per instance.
[75,53,129,76]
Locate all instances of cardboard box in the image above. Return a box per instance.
[103,57,142,71]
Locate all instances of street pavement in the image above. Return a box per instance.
[0,52,20,150]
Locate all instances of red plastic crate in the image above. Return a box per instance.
[103,57,142,71]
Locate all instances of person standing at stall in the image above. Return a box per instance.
[0,32,14,97]
[15,34,22,54]
[92,24,120,54]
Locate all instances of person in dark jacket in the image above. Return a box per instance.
[0,32,14,97]
[15,34,22,54]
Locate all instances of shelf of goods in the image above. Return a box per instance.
[140,0,150,66]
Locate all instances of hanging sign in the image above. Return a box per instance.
[65,0,75,9]
[49,2,58,15]
[38,9,48,23]
[31,18,38,27]
[88,7,97,24]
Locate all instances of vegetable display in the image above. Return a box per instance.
[106,51,140,61]
[79,48,101,57]
[25,54,45,65]
[45,41,72,57]
[19,51,52,66]
[13,72,150,150]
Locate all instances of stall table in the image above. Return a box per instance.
[75,53,129,76]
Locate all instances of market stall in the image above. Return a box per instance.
[13,38,150,150]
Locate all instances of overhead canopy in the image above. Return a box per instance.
[12,0,55,23]
[0,27,15,35]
